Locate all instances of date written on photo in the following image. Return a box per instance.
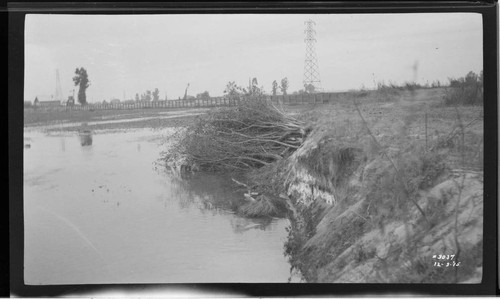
[432,255,461,267]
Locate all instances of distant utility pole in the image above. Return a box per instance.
[55,69,63,102]
[303,19,322,92]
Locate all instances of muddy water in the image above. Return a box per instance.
[24,128,299,284]
[24,111,206,131]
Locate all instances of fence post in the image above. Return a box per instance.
[425,112,428,151]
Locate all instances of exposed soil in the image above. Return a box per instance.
[252,88,484,283]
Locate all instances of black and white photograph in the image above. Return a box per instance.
[21,11,485,286]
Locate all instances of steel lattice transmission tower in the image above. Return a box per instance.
[303,19,322,92]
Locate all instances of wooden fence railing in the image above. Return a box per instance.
[267,92,352,105]
[29,92,352,111]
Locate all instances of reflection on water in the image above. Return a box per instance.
[79,123,93,146]
[79,133,93,146]
[163,172,245,214]
[23,128,301,284]
[161,171,279,234]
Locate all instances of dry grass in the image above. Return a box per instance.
[281,87,483,283]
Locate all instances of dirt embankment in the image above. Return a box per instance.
[253,88,484,283]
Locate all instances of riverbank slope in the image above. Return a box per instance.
[251,88,483,283]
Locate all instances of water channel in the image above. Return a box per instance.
[23,127,300,284]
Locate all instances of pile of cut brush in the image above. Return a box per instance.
[165,96,309,173]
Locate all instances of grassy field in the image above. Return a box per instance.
[295,87,483,170]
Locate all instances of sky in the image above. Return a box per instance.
[24,13,483,103]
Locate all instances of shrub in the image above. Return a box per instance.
[375,83,401,102]
[444,71,483,105]
[397,147,447,194]
[404,81,422,91]
[165,96,308,172]
[361,144,446,230]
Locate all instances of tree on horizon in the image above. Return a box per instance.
[73,67,90,105]
[272,80,278,96]
[280,77,289,95]
[153,88,160,101]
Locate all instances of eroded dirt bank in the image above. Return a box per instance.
[158,88,483,283]
[249,89,483,283]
